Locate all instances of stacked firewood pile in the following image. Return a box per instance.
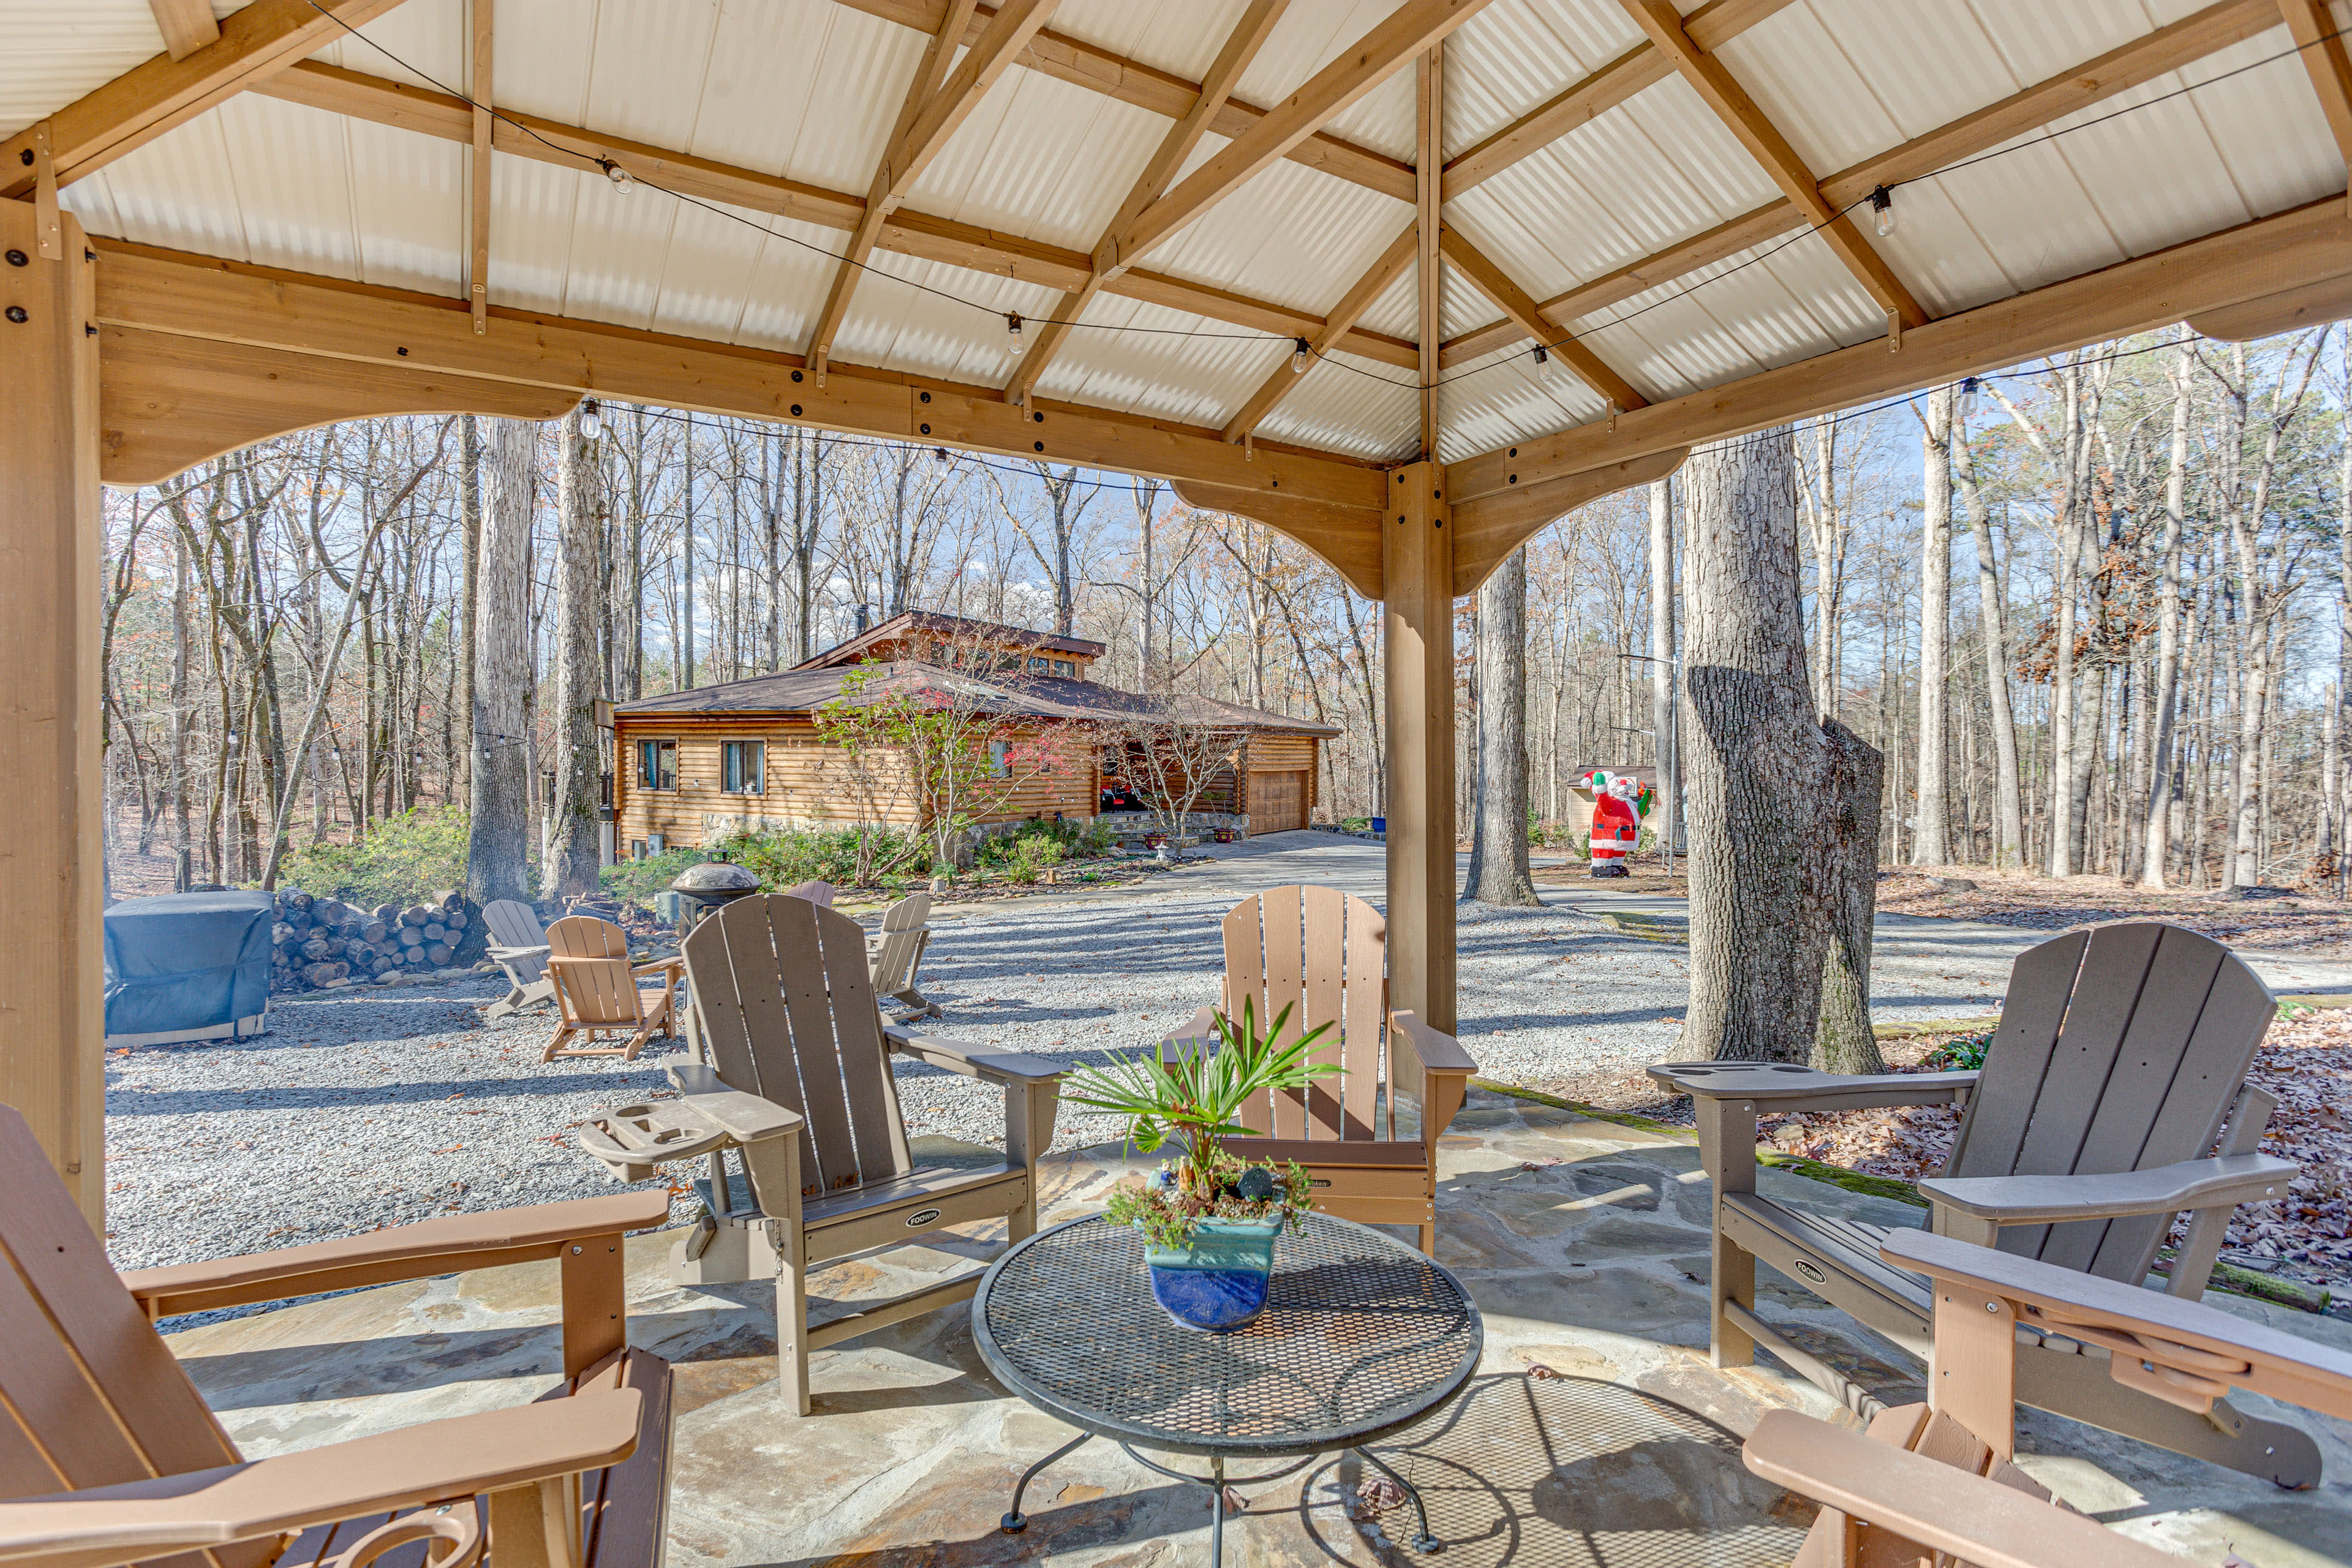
[269,888,478,991]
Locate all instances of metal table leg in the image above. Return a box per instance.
[1000,1431,1095,1532]
[1353,1446,1441,1553]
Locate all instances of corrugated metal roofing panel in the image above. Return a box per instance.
[691,0,885,186]
[1439,337,1607,461]
[1039,0,1253,86]
[2174,31,2344,219]
[735,214,863,352]
[485,0,598,127]
[1713,1,1902,176]
[1440,0,1645,156]
[1148,156,1411,315]
[647,195,776,344]
[489,154,582,315]
[1254,349,1417,461]
[345,108,467,294]
[314,0,467,94]
[72,111,255,265]
[1036,291,1288,429]
[908,64,1167,252]
[0,2,176,138]
[839,250,1068,387]
[577,0,726,156]
[1355,260,1420,338]
[1238,0,1417,162]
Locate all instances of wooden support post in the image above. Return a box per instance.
[1693,1093,1758,1368]
[1384,460,1455,1033]
[0,203,103,1231]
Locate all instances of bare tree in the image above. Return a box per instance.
[1465,548,1537,905]
[549,405,605,898]
[1913,384,1953,864]
[467,417,535,905]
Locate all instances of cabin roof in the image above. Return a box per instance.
[793,611,1109,671]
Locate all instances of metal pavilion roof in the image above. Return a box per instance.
[11,0,2348,480]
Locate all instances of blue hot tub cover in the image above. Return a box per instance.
[104,889,273,1046]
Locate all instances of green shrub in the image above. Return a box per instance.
[601,825,929,902]
[277,805,470,908]
[600,844,710,904]
[1928,1030,1994,1071]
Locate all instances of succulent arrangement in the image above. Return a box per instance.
[1065,997,1340,1251]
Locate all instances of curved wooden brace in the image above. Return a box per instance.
[100,326,579,485]
[1167,478,1385,600]
[1450,448,1688,597]
[2185,272,2352,343]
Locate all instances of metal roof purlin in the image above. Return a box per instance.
[1003,0,1291,407]
[0,0,409,198]
[805,0,1055,386]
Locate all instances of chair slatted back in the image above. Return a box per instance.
[783,880,835,908]
[880,892,930,934]
[0,1106,274,1568]
[1219,886,1385,1142]
[1946,923,2274,1283]
[870,894,930,998]
[483,898,548,981]
[547,916,646,1028]
[684,894,911,1196]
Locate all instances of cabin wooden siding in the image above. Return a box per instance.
[612,713,1098,851]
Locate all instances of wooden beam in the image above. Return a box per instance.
[1444,195,2352,505]
[1452,448,1686,595]
[1436,0,2276,369]
[1441,43,1668,200]
[1169,478,1382,597]
[468,0,491,337]
[807,0,1047,382]
[1112,0,1496,273]
[1438,225,1645,409]
[147,0,221,61]
[1418,43,1445,459]
[251,61,1420,372]
[2188,272,2352,339]
[90,238,1389,518]
[99,326,578,484]
[0,204,104,1227]
[1621,0,1926,330]
[1384,461,1455,1033]
[2280,0,2352,211]
[832,0,1416,202]
[1008,0,1286,404]
[0,0,409,199]
[1221,223,1415,443]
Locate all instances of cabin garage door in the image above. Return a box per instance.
[1251,770,1306,834]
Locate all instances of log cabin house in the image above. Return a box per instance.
[610,613,1334,853]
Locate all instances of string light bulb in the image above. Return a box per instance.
[1291,337,1311,374]
[1005,312,1024,355]
[1959,375,1979,396]
[598,158,634,192]
[578,398,603,441]
[1869,184,1894,238]
[1533,344,1556,381]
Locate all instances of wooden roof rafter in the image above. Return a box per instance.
[1004,0,1289,407]
[804,0,1057,385]
[1438,226,1643,412]
[146,0,221,62]
[467,0,491,337]
[1417,40,1445,460]
[2278,0,2352,213]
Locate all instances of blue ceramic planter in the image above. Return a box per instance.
[1144,1216,1281,1330]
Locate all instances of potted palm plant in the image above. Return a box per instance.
[1063,1000,1340,1330]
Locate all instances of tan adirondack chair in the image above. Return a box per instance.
[1649,922,2313,1485]
[1163,884,1477,1255]
[665,892,1064,1415]
[0,1102,674,1568]
[783,878,834,907]
[483,897,555,1018]
[544,915,682,1062]
[867,891,936,1019]
[1746,1227,2352,1565]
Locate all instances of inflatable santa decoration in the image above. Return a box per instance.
[1588,772,1641,877]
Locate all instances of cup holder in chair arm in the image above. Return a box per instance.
[579,1091,806,1182]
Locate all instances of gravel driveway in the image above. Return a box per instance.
[99,835,1997,1272]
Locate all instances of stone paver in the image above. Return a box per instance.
[167,1092,2352,1567]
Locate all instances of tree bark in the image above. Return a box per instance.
[1914,386,1953,864]
[1465,548,1539,905]
[1682,431,1845,1064]
[551,407,605,899]
[467,417,534,906]
[1648,475,1678,861]
[2143,336,2192,885]
[1814,717,1886,1072]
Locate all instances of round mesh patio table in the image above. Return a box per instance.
[971,1211,1483,1562]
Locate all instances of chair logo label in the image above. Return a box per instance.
[907,1207,942,1227]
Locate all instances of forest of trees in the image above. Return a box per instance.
[97,322,2352,901]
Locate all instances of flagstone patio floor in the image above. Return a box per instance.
[167,1090,2352,1567]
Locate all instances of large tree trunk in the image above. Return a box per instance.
[1914,386,1952,864]
[1465,548,1538,906]
[1951,412,2024,865]
[2144,339,2192,886]
[1815,717,1886,1072]
[551,407,605,899]
[457,416,480,806]
[467,417,534,907]
[1648,475,1678,861]
[1683,432,1844,1063]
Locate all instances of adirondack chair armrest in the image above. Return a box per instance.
[488,943,550,961]
[667,1060,728,1095]
[674,1086,804,1144]
[1157,1006,1221,1059]
[0,1388,644,1568]
[1647,1060,1979,1110]
[1919,1152,2297,1227]
[1742,1409,2183,1568]
[1389,1010,1477,1075]
[883,1023,1064,1084]
[120,1190,672,1318]
[630,956,684,982]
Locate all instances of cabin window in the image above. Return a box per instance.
[630,839,647,860]
[638,739,677,792]
[723,740,765,795]
[1052,658,1076,677]
[989,739,1011,777]
[1028,655,1049,674]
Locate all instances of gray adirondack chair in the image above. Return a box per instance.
[663,892,1063,1415]
[1649,922,2312,1486]
[483,897,555,1017]
[867,891,937,1019]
